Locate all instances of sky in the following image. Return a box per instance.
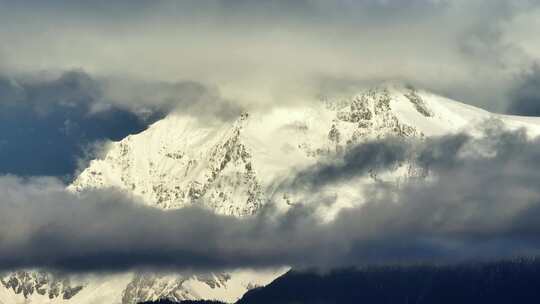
[1,0,540,273]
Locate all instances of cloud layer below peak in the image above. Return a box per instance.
[2,127,540,273]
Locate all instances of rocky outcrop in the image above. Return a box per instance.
[1,271,83,300]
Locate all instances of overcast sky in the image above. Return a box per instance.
[1,0,540,111]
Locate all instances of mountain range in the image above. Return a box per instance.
[2,85,540,304]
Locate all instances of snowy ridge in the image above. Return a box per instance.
[1,272,83,301]
[70,112,264,217]
[4,85,540,304]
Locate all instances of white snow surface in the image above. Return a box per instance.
[3,85,540,304]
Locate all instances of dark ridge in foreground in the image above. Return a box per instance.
[140,300,224,304]
[140,258,540,304]
[238,258,540,304]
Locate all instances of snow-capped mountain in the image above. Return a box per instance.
[3,85,540,304]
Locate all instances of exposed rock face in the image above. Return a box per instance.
[120,273,233,304]
[1,271,83,300]
[70,112,262,217]
[404,88,433,117]
[121,274,189,304]
[333,88,420,143]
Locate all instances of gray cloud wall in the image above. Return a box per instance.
[2,128,540,273]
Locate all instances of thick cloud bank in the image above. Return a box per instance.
[2,127,540,272]
[1,1,540,112]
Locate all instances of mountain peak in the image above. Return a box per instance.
[57,87,540,303]
[69,87,459,213]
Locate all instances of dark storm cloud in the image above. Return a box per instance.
[0,71,152,178]
[288,138,412,191]
[286,133,471,191]
[507,65,540,116]
[2,127,540,272]
[0,70,242,178]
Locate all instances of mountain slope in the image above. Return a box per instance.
[4,85,540,304]
[238,259,540,304]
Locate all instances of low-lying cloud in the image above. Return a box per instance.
[2,127,540,273]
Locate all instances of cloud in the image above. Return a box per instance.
[100,77,243,122]
[285,132,471,191]
[288,138,412,191]
[1,1,539,112]
[0,71,155,178]
[0,71,146,178]
[507,65,540,116]
[2,127,540,272]
[0,70,241,178]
